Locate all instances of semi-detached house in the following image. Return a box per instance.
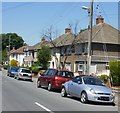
[50,16,120,75]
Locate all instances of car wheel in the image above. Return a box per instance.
[80,92,88,103]
[48,83,52,91]
[61,87,67,97]
[37,80,41,88]
[17,76,20,80]
[14,76,16,79]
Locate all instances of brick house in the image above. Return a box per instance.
[50,16,120,75]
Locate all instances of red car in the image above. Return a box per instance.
[37,68,74,91]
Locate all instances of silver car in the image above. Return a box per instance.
[14,68,32,81]
[61,75,115,104]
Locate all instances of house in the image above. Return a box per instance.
[9,46,26,66]
[50,16,120,75]
[23,38,51,67]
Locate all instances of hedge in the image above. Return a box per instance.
[109,60,120,86]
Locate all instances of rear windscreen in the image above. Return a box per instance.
[56,71,74,78]
[21,69,31,73]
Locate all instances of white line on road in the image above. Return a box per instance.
[35,102,54,113]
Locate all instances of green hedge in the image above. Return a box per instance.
[97,75,109,84]
[109,61,120,86]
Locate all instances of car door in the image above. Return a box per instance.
[68,76,82,97]
[40,69,50,87]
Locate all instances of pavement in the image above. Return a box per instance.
[1,70,120,112]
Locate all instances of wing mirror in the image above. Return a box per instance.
[78,81,82,84]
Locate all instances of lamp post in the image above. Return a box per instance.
[82,0,93,75]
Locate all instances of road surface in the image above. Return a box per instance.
[1,70,119,112]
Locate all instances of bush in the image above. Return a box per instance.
[10,59,17,66]
[109,61,120,86]
[97,75,109,84]
[32,67,39,73]
[3,64,8,70]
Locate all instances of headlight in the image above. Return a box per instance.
[110,93,114,96]
[90,88,96,94]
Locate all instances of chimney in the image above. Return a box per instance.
[41,37,46,42]
[96,15,104,25]
[65,28,71,33]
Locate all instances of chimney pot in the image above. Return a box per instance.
[65,28,71,33]
[96,15,104,25]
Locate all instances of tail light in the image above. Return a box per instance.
[55,76,58,80]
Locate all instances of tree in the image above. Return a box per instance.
[37,46,51,69]
[0,33,24,62]
[43,23,79,70]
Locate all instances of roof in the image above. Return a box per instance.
[52,23,119,47]
[33,40,51,50]
[52,33,75,47]
[10,46,26,54]
[76,23,119,44]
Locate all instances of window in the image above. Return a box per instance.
[56,71,74,78]
[72,76,82,84]
[47,69,55,76]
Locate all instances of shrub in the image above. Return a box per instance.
[109,61,120,86]
[97,75,109,84]
[3,64,8,70]
[10,59,17,66]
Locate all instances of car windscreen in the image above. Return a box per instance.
[56,71,74,78]
[83,76,105,86]
[21,69,31,73]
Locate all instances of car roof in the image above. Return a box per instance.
[20,68,30,70]
[48,68,73,72]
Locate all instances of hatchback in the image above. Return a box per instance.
[14,68,32,81]
[7,66,19,77]
[37,68,74,91]
[61,75,115,104]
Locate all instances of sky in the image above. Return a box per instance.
[2,1,118,46]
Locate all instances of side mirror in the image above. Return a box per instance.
[78,81,82,84]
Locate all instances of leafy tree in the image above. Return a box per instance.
[10,59,18,66]
[1,33,24,50]
[0,33,24,62]
[37,46,51,69]
[109,61,120,86]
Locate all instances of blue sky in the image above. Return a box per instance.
[2,2,118,46]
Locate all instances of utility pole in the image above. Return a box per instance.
[87,0,93,75]
[82,0,93,75]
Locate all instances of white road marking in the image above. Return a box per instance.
[35,102,54,113]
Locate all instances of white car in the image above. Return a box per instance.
[61,75,115,104]
[14,68,32,81]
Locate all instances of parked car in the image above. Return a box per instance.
[14,68,32,81]
[37,68,74,91]
[61,75,115,104]
[7,66,19,77]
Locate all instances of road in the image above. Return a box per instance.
[1,70,119,112]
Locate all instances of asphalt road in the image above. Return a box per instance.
[1,70,119,112]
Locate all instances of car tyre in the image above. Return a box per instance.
[61,87,67,97]
[80,92,88,103]
[17,76,20,80]
[48,83,52,91]
[37,80,41,88]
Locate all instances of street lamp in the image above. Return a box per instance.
[82,0,93,75]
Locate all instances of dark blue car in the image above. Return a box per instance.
[7,66,19,77]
